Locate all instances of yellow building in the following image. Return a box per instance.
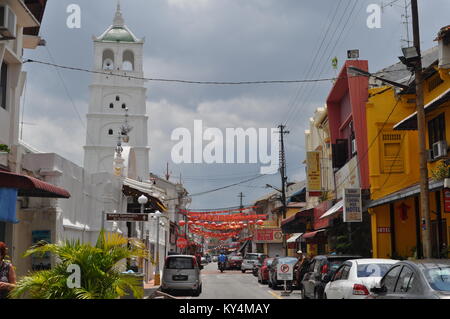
[367,31,450,259]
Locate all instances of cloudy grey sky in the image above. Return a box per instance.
[21,0,450,209]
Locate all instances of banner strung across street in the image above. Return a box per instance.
[343,188,362,223]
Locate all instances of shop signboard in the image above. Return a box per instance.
[307,151,322,196]
[254,228,283,243]
[106,213,148,222]
[343,188,362,223]
[444,188,450,213]
[31,230,51,271]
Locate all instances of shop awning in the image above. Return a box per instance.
[0,170,71,198]
[368,179,444,208]
[286,233,303,243]
[301,229,326,239]
[280,208,313,233]
[122,178,167,211]
[394,87,450,130]
[320,200,343,219]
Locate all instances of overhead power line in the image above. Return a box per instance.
[24,58,347,85]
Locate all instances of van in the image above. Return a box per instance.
[161,255,202,296]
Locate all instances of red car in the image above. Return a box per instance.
[258,258,274,284]
[227,256,243,270]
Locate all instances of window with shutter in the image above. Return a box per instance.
[380,133,404,173]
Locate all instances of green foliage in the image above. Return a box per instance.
[10,231,146,299]
[431,160,450,180]
[0,144,10,153]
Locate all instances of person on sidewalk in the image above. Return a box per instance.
[0,242,16,299]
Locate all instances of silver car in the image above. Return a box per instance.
[241,253,268,273]
[161,255,202,296]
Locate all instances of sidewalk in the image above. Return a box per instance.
[144,279,161,298]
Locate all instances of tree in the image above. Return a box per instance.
[10,231,146,299]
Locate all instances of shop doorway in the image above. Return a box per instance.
[431,219,448,258]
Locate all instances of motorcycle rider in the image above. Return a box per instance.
[217,252,228,271]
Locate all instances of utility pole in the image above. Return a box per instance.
[411,0,432,258]
[278,124,289,256]
[278,124,289,219]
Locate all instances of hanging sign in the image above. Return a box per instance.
[106,213,148,222]
[343,188,362,223]
[444,189,450,213]
[176,237,188,249]
[306,151,322,196]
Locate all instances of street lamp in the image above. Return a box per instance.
[347,66,409,90]
[137,195,148,240]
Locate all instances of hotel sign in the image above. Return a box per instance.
[343,188,362,223]
[306,151,322,196]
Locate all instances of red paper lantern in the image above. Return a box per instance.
[179,220,186,227]
[256,220,264,225]
[187,221,193,225]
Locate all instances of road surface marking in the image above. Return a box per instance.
[267,290,283,299]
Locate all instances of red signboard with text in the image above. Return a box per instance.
[444,189,450,213]
[254,228,283,243]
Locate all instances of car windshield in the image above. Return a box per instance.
[357,263,393,277]
[424,266,450,292]
[280,258,298,264]
[166,257,194,269]
[245,254,259,260]
[328,261,344,272]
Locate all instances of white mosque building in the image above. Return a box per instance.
[83,3,150,182]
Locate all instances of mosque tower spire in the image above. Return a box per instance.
[113,0,124,27]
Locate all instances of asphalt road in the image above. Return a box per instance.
[185,262,302,299]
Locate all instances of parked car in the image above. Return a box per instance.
[227,256,243,270]
[368,259,450,299]
[241,253,268,273]
[161,255,202,296]
[258,257,274,284]
[301,254,361,299]
[268,257,298,290]
[252,255,267,276]
[324,258,399,299]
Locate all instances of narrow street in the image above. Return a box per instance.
[185,262,302,300]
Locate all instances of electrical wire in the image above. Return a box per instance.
[24,59,344,85]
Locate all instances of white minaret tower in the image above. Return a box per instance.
[83,3,149,181]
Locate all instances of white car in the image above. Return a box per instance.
[324,258,399,299]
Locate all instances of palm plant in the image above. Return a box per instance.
[10,231,146,299]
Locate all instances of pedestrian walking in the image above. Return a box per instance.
[0,242,16,299]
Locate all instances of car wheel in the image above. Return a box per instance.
[268,280,272,288]
[241,269,246,273]
[323,293,327,300]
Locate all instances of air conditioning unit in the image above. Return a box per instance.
[0,4,16,39]
[433,140,448,160]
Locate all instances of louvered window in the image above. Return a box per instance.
[380,133,404,173]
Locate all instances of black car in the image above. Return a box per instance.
[369,259,450,299]
[301,254,361,299]
[268,257,298,290]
